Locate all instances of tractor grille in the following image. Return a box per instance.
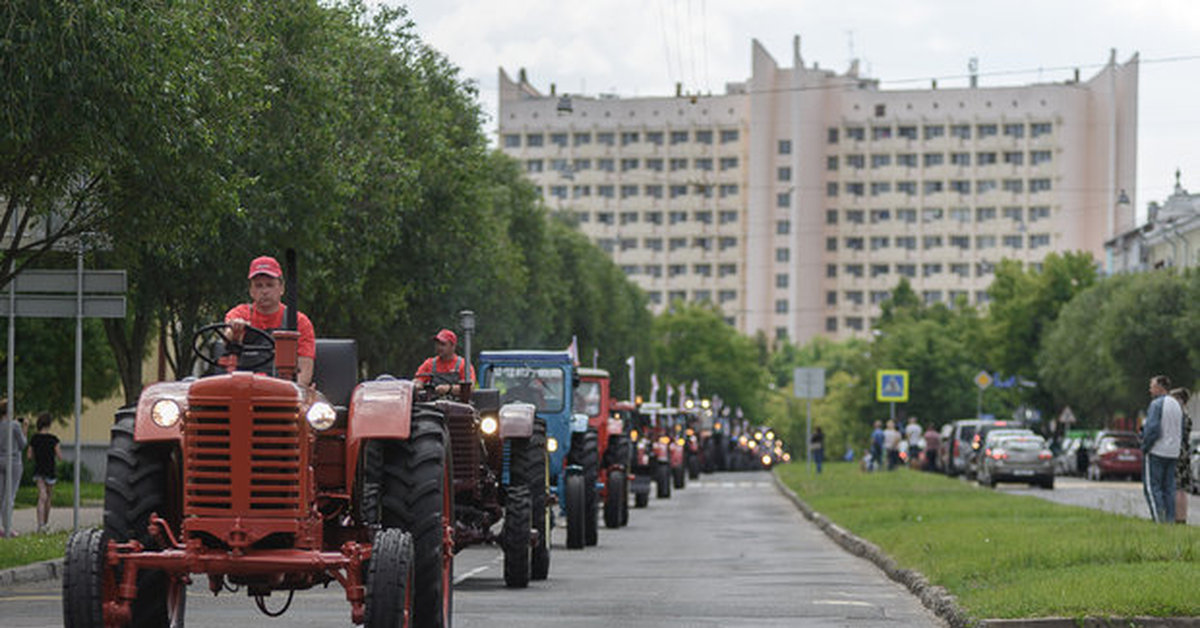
[183,398,306,517]
[446,408,480,492]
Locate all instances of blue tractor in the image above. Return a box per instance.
[477,350,592,578]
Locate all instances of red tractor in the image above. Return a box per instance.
[574,369,631,531]
[631,403,684,499]
[63,273,453,627]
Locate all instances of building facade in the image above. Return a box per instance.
[499,38,1138,345]
[1106,171,1200,273]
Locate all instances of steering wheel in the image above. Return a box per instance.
[193,322,276,371]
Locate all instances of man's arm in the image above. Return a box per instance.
[1142,397,1163,452]
[297,356,314,387]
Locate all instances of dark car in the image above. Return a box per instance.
[1086,431,1142,481]
[964,420,1026,479]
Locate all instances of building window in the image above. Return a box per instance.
[950,235,970,250]
[976,179,997,194]
[669,237,686,251]
[1030,233,1051,249]
[951,152,970,166]
[976,291,991,305]
[576,211,590,223]
[1029,206,1050,221]
[694,210,713,224]
[826,264,838,278]
[597,185,614,198]
[696,130,713,144]
[951,124,971,139]
[720,129,740,143]
[923,235,943,249]
[597,238,615,252]
[977,124,998,138]
[827,182,839,197]
[924,153,945,167]
[827,127,839,143]
[598,158,615,172]
[525,133,544,147]
[826,209,839,225]
[896,264,916,278]
[644,237,662,251]
[720,157,739,170]
[949,207,971,222]
[775,299,789,314]
[621,158,639,172]
[1003,123,1025,138]
[976,235,996,249]
[669,185,687,198]
[872,126,892,140]
[670,130,689,144]
[924,125,946,140]
[846,210,865,224]
[845,264,863,278]
[826,317,838,332]
[1031,150,1052,166]
[669,158,688,172]
[977,152,997,166]
[826,291,837,305]
[597,211,614,225]
[668,290,687,303]
[1030,178,1051,193]
[719,263,737,276]
[693,263,712,277]
[646,211,663,225]
[777,274,790,289]
[645,158,664,172]
[550,186,567,199]
[620,131,640,146]
[846,154,865,169]
[951,263,969,277]
[874,104,886,117]
[896,208,917,223]
[668,264,687,277]
[898,125,917,140]
[549,158,569,172]
[596,132,615,146]
[550,133,568,147]
[777,166,792,181]
[1031,122,1052,137]
[1003,235,1023,249]
[923,290,943,304]
[897,153,917,168]
[870,209,891,223]
[827,156,838,171]
[896,236,916,250]
[950,180,971,195]
[718,184,739,198]
[827,237,839,252]
[846,182,865,197]
[526,159,543,173]
[778,192,791,207]
[1003,151,1024,166]
[648,291,662,305]
[503,134,521,148]
[645,265,662,278]
[776,220,791,235]
[871,154,892,168]
[778,139,792,154]
[694,158,713,171]
[870,264,890,278]
[620,211,639,224]
[645,184,664,199]
[669,211,687,224]
[776,248,790,262]
[922,263,942,277]
[719,290,737,303]
[644,131,663,145]
[1002,179,1024,193]
[845,126,865,141]
[620,238,637,251]
[719,210,738,224]
[1002,206,1023,222]
[923,180,944,195]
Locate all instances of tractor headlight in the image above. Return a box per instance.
[761,454,772,466]
[151,400,182,428]
[547,437,559,453]
[306,402,337,431]
[630,429,639,442]
[480,415,499,435]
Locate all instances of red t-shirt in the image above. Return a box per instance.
[415,355,476,384]
[224,304,316,358]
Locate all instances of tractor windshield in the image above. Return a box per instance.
[573,381,602,417]
[486,366,566,413]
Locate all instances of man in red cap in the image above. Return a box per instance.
[415,328,475,397]
[224,255,316,386]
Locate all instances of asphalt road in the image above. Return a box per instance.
[991,474,1200,523]
[1,471,945,627]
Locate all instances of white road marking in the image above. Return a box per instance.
[453,565,491,584]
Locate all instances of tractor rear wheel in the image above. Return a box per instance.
[603,470,626,529]
[502,484,531,588]
[565,472,586,549]
[655,463,671,499]
[99,411,181,627]
[381,405,452,628]
[364,528,414,628]
[634,489,649,508]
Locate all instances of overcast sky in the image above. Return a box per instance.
[388,0,1200,222]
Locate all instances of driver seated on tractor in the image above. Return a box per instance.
[224,255,316,386]
[414,328,475,397]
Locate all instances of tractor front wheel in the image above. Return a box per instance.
[62,528,111,628]
[364,528,414,628]
[502,484,532,588]
[655,464,671,499]
[603,470,626,529]
[565,472,586,549]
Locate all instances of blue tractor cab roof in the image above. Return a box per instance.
[479,350,574,364]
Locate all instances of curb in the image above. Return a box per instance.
[770,474,1200,628]
[0,558,62,588]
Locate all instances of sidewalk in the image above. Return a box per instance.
[4,503,103,537]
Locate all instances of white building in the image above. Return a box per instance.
[1106,170,1200,273]
[499,38,1138,345]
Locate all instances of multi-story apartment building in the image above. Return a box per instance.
[499,38,1138,345]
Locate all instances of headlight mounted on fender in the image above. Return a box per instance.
[306,402,337,431]
[151,400,182,428]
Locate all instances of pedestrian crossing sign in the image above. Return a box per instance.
[876,369,909,402]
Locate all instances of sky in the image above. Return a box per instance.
[387,0,1200,223]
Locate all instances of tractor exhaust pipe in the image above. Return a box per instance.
[284,249,298,331]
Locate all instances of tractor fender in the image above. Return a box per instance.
[607,417,623,439]
[498,402,536,439]
[345,378,415,487]
[134,380,192,442]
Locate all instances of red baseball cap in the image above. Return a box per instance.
[434,329,457,345]
[247,255,283,279]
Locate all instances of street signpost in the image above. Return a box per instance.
[875,369,908,422]
[2,266,125,533]
[974,370,993,418]
[793,368,826,471]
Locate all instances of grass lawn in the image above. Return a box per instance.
[776,462,1200,620]
[0,531,70,571]
[14,482,104,508]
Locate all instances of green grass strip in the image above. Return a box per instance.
[776,462,1200,619]
[0,531,70,571]
[14,482,105,508]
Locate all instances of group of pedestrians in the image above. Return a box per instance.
[0,402,62,537]
[1142,375,1191,524]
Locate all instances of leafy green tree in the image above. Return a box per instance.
[0,318,118,421]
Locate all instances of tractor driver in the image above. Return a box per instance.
[225,255,316,387]
[415,329,476,397]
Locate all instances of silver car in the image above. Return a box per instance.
[977,432,1054,489]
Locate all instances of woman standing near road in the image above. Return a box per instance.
[1171,388,1191,523]
[883,420,902,471]
[810,427,825,474]
[27,413,61,534]
[0,400,26,537]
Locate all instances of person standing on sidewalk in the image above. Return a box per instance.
[883,420,902,471]
[1142,375,1182,523]
[869,421,884,472]
[0,401,27,537]
[810,427,825,474]
[27,413,61,534]
[1170,388,1191,524]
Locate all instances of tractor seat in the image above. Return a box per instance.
[312,339,358,411]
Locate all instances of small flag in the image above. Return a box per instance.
[691,380,699,399]
[650,373,659,404]
[566,335,579,366]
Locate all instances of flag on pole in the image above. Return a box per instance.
[665,383,673,407]
[677,384,686,406]
[592,348,599,369]
[650,373,659,404]
[625,356,636,404]
[565,335,579,366]
[690,380,699,400]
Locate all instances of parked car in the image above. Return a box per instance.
[1086,431,1142,481]
[944,419,987,477]
[977,432,1054,489]
[1052,436,1084,477]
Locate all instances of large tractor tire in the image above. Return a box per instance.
[634,489,649,508]
[381,405,452,628]
[655,463,671,499]
[87,411,184,627]
[511,419,550,580]
[364,528,414,628]
[62,528,112,628]
[688,454,702,480]
[564,472,586,549]
[603,470,626,529]
[502,484,532,588]
[576,430,599,546]
[673,464,686,489]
